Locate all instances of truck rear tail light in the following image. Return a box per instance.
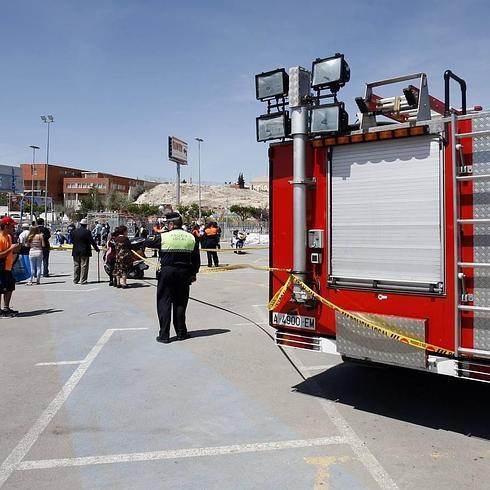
[379,131,393,140]
[410,126,426,136]
[351,134,364,143]
[314,125,428,147]
[394,129,409,137]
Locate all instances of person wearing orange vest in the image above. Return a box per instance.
[202,222,219,267]
[0,216,21,317]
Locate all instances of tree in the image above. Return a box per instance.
[177,203,214,222]
[259,207,269,221]
[105,192,130,212]
[177,204,191,219]
[79,189,105,215]
[237,173,245,189]
[229,204,260,223]
[126,203,159,218]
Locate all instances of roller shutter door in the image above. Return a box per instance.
[330,135,443,288]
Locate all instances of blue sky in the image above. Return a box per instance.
[1,0,489,184]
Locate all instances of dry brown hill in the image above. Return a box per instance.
[136,183,269,209]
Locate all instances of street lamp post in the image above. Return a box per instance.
[41,115,54,224]
[195,137,203,223]
[29,145,40,221]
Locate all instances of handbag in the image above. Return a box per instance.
[12,255,31,282]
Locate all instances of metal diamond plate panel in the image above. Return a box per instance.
[336,312,427,368]
[470,114,490,350]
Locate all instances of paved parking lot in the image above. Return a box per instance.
[0,248,489,489]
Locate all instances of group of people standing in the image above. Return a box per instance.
[18,218,52,285]
[92,221,110,246]
[191,222,221,267]
[0,216,51,317]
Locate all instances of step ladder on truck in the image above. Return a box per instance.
[255,54,490,383]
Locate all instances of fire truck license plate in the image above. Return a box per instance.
[272,312,316,329]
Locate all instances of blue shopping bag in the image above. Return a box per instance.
[12,255,31,282]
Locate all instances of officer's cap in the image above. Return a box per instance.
[165,212,181,223]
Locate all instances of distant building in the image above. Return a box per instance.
[20,163,84,205]
[63,171,145,209]
[20,163,150,209]
[0,164,24,194]
[250,176,268,193]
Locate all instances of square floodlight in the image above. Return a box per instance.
[255,69,289,100]
[256,113,289,142]
[311,54,350,90]
[310,103,348,135]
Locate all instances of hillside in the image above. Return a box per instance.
[136,183,269,209]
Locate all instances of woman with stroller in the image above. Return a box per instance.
[104,227,121,287]
[113,225,133,289]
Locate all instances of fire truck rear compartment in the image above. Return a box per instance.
[270,113,490,383]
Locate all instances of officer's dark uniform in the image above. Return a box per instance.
[147,214,200,343]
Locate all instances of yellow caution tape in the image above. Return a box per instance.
[51,244,73,251]
[132,250,160,268]
[132,250,290,276]
[266,273,454,356]
[287,275,454,356]
[135,249,454,356]
[267,275,293,311]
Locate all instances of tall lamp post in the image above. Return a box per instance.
[195,137,203,223]
[29,145,40,220]
[40,115,54,224]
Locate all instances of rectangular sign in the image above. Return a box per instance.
[168,136,188,165]
[271,312,316,330]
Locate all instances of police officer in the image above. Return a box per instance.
[147,212,200,344]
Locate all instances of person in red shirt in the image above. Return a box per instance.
[0,216,21,317]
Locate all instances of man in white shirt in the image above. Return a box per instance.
[18,223,30,245]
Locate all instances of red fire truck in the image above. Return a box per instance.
[257,55,490,383]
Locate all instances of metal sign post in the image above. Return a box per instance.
[176,163,181,206]
[168,136,188,209]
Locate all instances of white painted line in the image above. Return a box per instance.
[251,304,399,490]
[290,353,399,490]
[301,365,338,371]
[16,288,99,293]
[17,436,345,471]
[0,327,147,488]
[35,361,84,367]
[110,328,149,331]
